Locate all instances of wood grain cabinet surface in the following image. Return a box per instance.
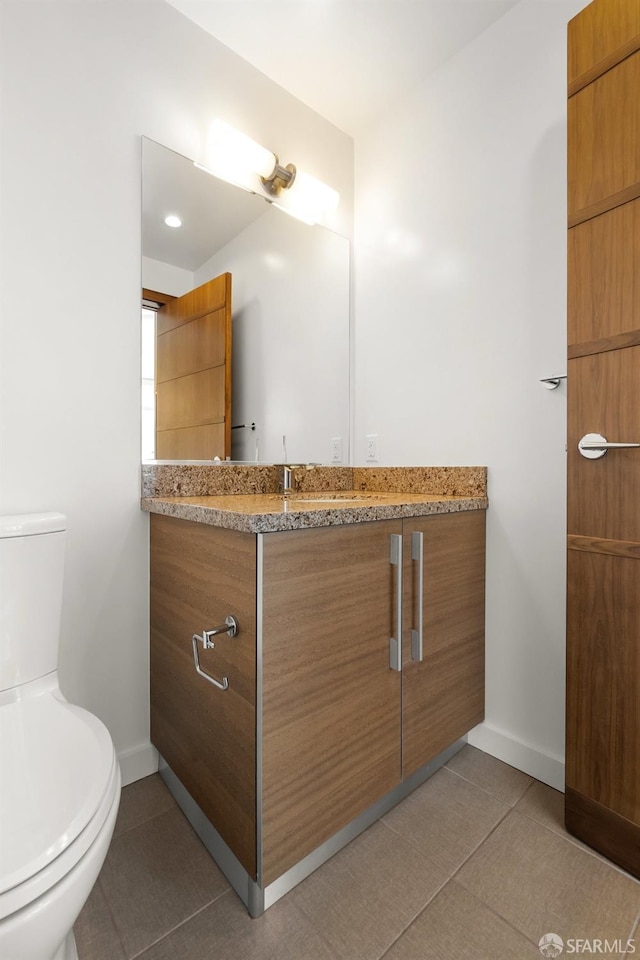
[261,519,403,884]
[402,511,486,779]
[150,517,257,876]
[150,509,486,894]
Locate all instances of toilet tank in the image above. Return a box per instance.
[0,513,67,692]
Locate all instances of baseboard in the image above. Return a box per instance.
[118,741,159,786]
[467,721,565,791]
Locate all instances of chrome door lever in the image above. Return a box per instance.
[192,616,238,690]
[578,433,640,460]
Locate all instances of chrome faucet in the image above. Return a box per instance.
[282,465,294,498]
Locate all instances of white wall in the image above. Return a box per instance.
[142,256,194,297]
[194,208,350,464]
[354,0,585,789]
[1,0,353,784]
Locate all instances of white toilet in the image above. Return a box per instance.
[0,513,121,960]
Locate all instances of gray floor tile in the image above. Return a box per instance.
[112,774,177,839]
[77,764,640,960]
[74,880,126,960]
[456,811,640,950]
[446,745,532,805]
[514,779,568,837]
[289,821,448,960]
[136,890,337,960]
[383,881,539,960]
[383,767,509,874]
[99,807,230,958]
[625,918,639,955]
[516,781,640,881]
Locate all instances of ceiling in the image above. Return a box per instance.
[166,0,519,136]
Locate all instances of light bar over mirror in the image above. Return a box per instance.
[195,119,339,226]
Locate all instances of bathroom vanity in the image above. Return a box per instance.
[143,465,487,916]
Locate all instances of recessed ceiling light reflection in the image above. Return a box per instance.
[164,214,182,228]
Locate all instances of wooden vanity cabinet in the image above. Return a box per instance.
[150,507,485,896]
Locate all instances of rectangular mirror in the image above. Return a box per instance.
[141,137,350,464]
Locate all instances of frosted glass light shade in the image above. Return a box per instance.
[206,119,276,191]
[199,119,340,225]
[276,170,340,224]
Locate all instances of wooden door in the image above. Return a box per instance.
[155,273,232,460]
[565,0,640,878]
[261,521,403,885]
[150,514,257,876]
[401,511,486,779]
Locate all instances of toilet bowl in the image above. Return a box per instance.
[0,513,121,960]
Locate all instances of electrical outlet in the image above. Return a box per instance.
[331,437,343,463]
[365,434,379,462]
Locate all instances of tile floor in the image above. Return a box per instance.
[74,746,640,960]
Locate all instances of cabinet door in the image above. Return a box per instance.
[261,520,403,885]
[401,511,486,778]
[150,514,257,877]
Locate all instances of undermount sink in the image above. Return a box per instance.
[265,493,373,504]
[267,490,376,506]
[292,496,369,504]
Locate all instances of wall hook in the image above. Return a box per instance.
[540,375,567,390]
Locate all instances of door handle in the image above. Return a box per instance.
[411,531,424,662]
[578,433,640,460]
[389,534,403,671]
[192,616,238,690]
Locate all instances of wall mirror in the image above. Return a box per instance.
[141,136,350,465]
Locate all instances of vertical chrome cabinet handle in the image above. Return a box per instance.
[411,531,424,662]
[389,534,403,671]
[192,616,238,690]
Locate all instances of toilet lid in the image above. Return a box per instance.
[0,693,116,895]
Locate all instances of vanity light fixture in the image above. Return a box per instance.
[195,118,339,226]
[164,214,182,228]
[273,169,339,226]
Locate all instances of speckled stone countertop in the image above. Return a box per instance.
[141,489,488,534]
[142,463,487,498]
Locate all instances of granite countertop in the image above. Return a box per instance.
[141,490,488,534]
